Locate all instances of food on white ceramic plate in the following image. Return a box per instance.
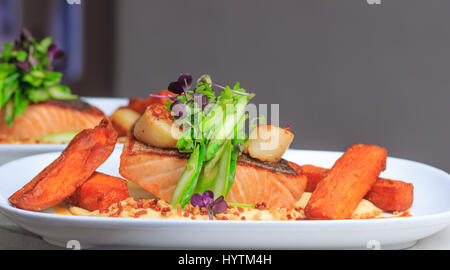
[244,124,294,163]
[8,73,414,220]
[8,118,117,211]
[0,29,105,144]
[109,89,174,137]
[109,107,141,137]
[132,103,182,148]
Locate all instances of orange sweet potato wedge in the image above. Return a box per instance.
[365,178,414,212]
[68,172,130,211]
[9,119,118,211]
[301,164,414,212]
[305,144,387,220]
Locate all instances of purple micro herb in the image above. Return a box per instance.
[168,73,193,99]
[47,44,65,63]
[168,81,184,95]
[14,61,30,72]
[190,190,228,220]
[210,196,227,214]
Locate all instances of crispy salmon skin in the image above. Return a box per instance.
[305,144,387,220]
[9,119,118,211]
[119,136,307,209]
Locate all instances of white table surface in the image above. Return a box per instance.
[0,212,448,250]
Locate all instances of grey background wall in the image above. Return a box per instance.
[113,0,450,172]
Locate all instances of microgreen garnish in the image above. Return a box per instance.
[0,29,77,125]
[190,190,228,220]
[152,73,255,208]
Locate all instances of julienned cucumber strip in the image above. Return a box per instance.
[195,142,227,194]
[170,143,206,207]
[212,140,232,199]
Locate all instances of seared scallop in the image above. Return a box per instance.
[245,124,294,162]
[110,107,141,137]
[133,103,182,148]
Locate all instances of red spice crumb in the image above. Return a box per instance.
[200,207,209,216]
[255,202,267,210]
[295,207,303,212]
[227,205,233,209]
[134,210,147,218]
[241,216,246,221]
[237,207,244,213]
[295,217,306,220]
[233,211,240,216]
[183,212,190,218]
[137,199,144,208]
[116,203,123,216]
[149,203,161,211]
[287,214,292,220]
[221,216,229,220]
[161,207,171,217]
[191,216,197,220]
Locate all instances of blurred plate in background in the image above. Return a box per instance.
[0,97,128,166]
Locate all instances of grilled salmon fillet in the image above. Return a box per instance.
[119,136,307,209]
[0,99,105,140]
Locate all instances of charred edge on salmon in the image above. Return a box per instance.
[43,99,105,116]
[127,136,297,175]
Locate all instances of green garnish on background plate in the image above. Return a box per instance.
[0,29,77,126]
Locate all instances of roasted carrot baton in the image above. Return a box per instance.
[68,172,129,211]
[301,164,414,212]
[305,144,387,220]
[9,119,118,211]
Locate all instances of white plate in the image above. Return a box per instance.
[0,97,128,166]
[0,148,449,250]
